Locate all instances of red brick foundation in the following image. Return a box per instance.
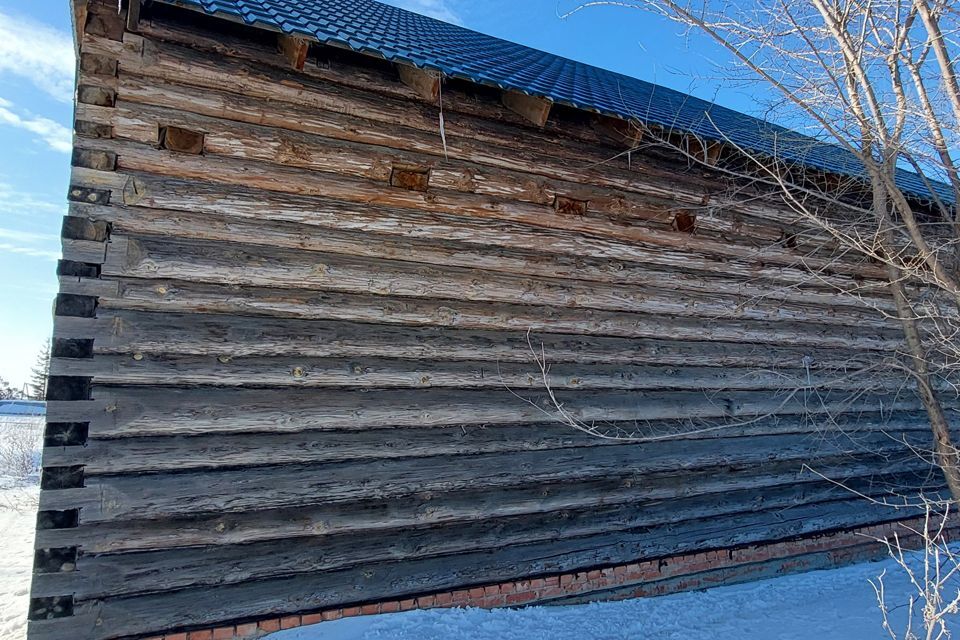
[143,517,940,640]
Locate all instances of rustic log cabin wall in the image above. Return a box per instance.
[30,1,953,638]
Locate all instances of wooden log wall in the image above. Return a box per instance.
[31,2,951,638]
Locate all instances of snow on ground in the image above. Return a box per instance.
[0,484,39,640]
[0,415,43,640]
[275,553,957,640]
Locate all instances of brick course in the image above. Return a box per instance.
[149,517,946,639]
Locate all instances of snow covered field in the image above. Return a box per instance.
[275,552,958,640]
[0,485,39,640]
[0,415,42,640]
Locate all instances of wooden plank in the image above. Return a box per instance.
[57,275,118,297]
[31,472,926,600]
[41,413,934,474]
[126,0,141,33]
[67,179,885,297]
[397,64,440,102]
[61,238,106,264]
[49,352,901,392]
[97,89,864,265]
[110,27,928,268]
[36,454,918,553]
[38,429,931,520]
[68,201,895,311]
[35,451,924,554]
[94,33,890,260]
[72,386,931,439]
[51,310,883,368]
[277,34,309,71]
[99,30,780,230]
[95,277,905,350]
[502,90,552,127]
[99,234,894,329]
[82,137,887,281]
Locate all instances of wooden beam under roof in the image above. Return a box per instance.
[502,90,552,127]
[397,64,441,103]
[126,0,142,32]
[278,34,310,71]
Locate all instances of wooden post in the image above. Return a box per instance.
[278,35,310,71]
[126,0,141,33]
[502,90,552,127]
[397,64,440,103]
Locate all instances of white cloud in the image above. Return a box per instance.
[0,11,75,103]
[0,227,58,244]
[383,0,464,25]
[0,226,61,263]
[0,100,72,153]
[0,242,59,261]
[0,182,65,218]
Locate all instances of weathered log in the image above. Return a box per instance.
[99,234,895,329]
[42,413,933,475]
[52,310,884,367]
[94,277,906,350]
[31,471,925,600]
[40,431,922,523]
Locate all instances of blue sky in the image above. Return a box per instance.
[0,0,756,390]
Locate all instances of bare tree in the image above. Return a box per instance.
[0,377,17,400]
[559,0,960,501]
[870,501,960,640]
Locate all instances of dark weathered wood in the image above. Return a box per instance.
[41,412,934,474]
[31,472,926,600]
[64,384,937,439]
[39,429,931,521]
[30,498,914,640]
[35,449,925,555]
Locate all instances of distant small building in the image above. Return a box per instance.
[0,400,45,418]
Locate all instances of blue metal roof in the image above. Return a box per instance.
[0,400,46,417]
[158,0,952,204]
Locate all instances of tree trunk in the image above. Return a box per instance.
[886,263,960,503]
